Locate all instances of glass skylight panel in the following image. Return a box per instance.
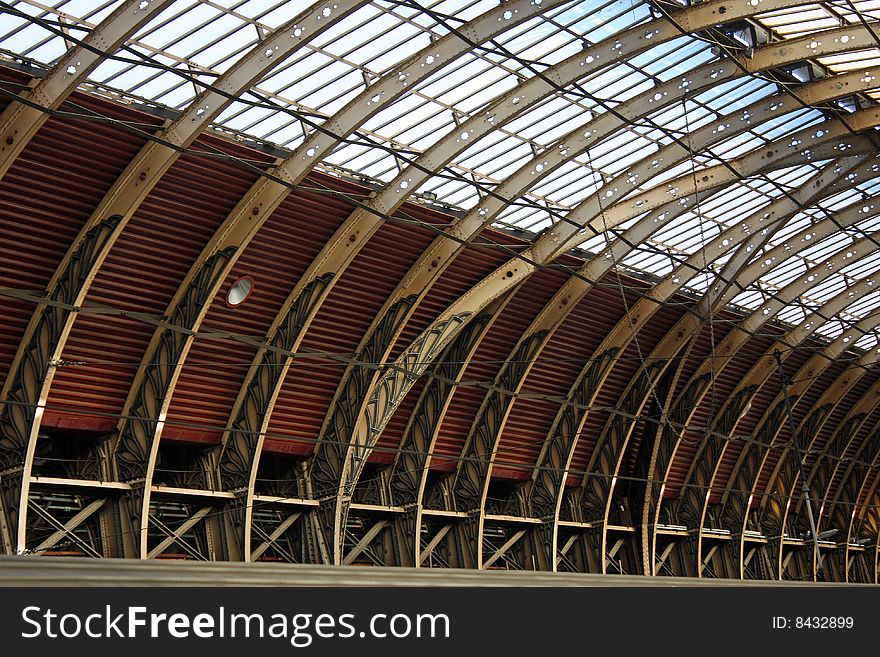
[4,0,880,345]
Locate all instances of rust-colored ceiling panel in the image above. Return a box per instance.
[431,267,569,472]
[664,331,779,496]
[45,313,145,422]
[567,302,680,486]
[824,403,880,507]
[370,375,429,465]
[165,177,360,444]
[496,283,630,479]
[266,213,443,454]
[0,81,160,382]
[751,367,879,506]
[47,145,261,420]
[388,231,524,362]
[706,345,818,503]
[803,370,878,474]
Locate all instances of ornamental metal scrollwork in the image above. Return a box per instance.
[389,314,493,507]
[0,215,122,469]
[759,403,832,535]
[312,295,418,499]
[451,329,549,511]
[115,246,238,482]
[676,384,758,527]
[319,310,475,498]
[218,272,335,491]
[720,398,791,532]
[581,359,667,523]
[528,347,619,519]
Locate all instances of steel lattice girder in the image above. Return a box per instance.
[0,0,175,181]
[561,159,876,574]
[179,0,830,563]
[816,416,880,580]
[677,261,880,576]
[537,187,880,573]
[753,357,879,578]
[6,0,880,564]
[780,377,880,579]
[327,125,880,565]
[413,106,880,568]
[0,0,368,557]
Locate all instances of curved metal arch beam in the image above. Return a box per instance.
[308,32,880,539]
[645,190,880,574]
[729,317,880,580]
[843,451,880,582]
[808,385,880,527]
[406,187,870,567]
[301,0,822,465]
[716,294,880,575]
[323,107,880,564]
[818,412,880,581]
[391,151,874,570]
[753,351,880,579]
[685,262,880,578]
[520,178,880,573]
[472,152,877,571]
[403,72,872,570]
[207,0,819,564]
[0,0,175,181]
[443,63,880,496]
[659,220,880,542]
[576,157,875,574]
[446,150,875,571]
[383,294,514,568]
[782,376,880,580]
[0,0,367,557]
[130,0,579,565]
[136,0,572,561]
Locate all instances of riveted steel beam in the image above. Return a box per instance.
[146,505,212,559]
[0,0,174,181]
[531,157,872,573]
[0,0,367,558]
[320,106,880,566]
[687,262,880,579]
[785,377,880,579]
[385,301,506,567]
[300,0,845,563]
[27,498,102,558]
[250,512,302,563]
[428,67,880,570]
[301,28,880,570]
[342,519,388,566]
[819,414,880,581]
[33,497,106,555]
[754,353,880,579]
